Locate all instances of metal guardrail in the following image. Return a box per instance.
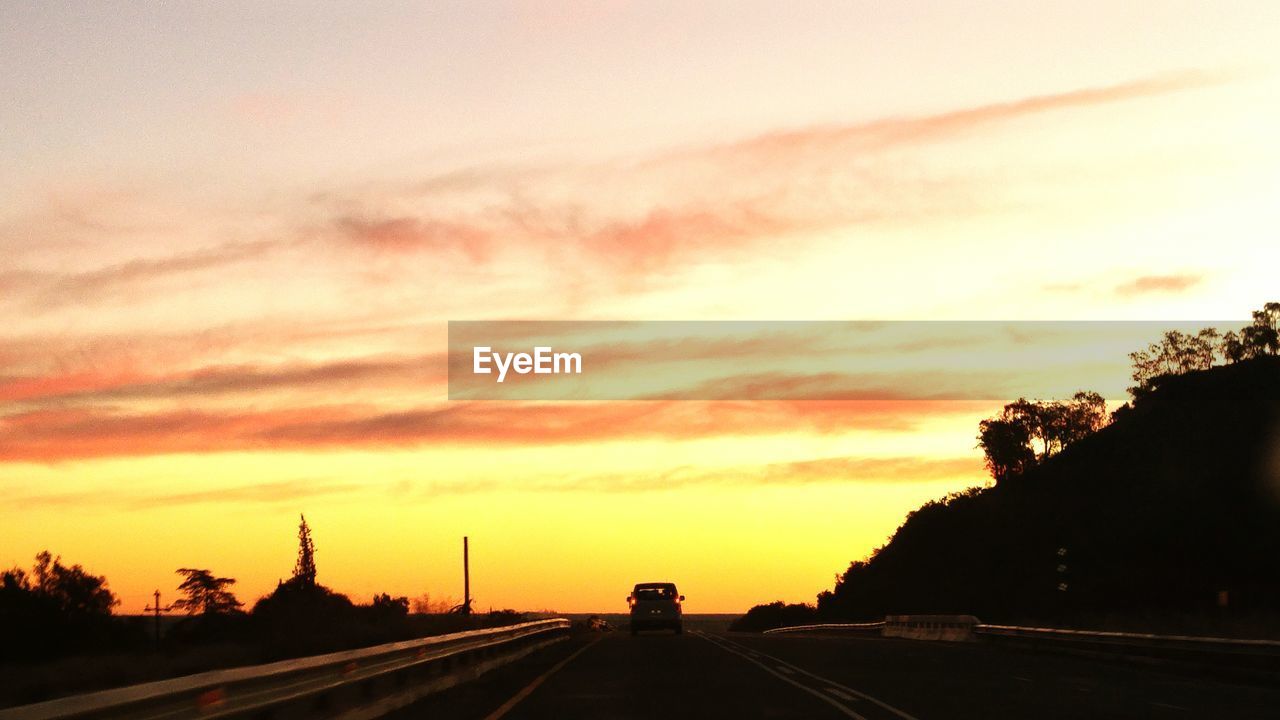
[0,618,571,720]
[974,623,1280,660]
[762,621,884,635]
[761,616,1280,672]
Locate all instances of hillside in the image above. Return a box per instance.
[815,356,1280,630]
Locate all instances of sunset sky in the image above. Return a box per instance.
[3,2,1280,614]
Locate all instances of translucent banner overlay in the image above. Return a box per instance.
[447,321,1237,401]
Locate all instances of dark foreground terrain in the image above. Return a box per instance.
[388,630,1280,720]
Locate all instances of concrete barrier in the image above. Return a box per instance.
[883,615,980,642]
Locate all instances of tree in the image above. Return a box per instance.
[1220,331,1245,364]
[412,593,459,614]
[977,417,1035,485]
[1058,391,1108,446]
[0,552,124,662]
[30,551,118,617]
[1129,329,1218,393]
[369,593,410,619]
[1255,301,1280,331]
[172,568,243,615]
[293,514,318,588]
[977,392,1106,484]
[1242,305,1280,358]
[1191,328,1220,370]
[1127,303,1280,397]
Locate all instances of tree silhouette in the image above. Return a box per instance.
[1242,304,1279,358]
[369,593,410,619]
[977,417,1034,485]
[1126,302,1279,396]
[1221,331,1245,364]
[293,514,318,588]
[29,551,118,617]
[1,551,124,662]
[1129,329,1219,393]
[977,392,1106,484]
[172,568,243,615]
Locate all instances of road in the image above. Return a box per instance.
[389,627,1280,719]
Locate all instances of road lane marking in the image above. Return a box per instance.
[777,665,796,674]
[705,633,923,720]
[483,638,599,720]
[827,688,857,702]
[694,631,869,720]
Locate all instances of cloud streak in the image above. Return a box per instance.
[711,71,1225,163]
[1,353,446,405]
[2,478,364,510]
[3,239,283,314]
[2,71,1225,322]
[312,71,1228,288]
[1115,273,1205,296]
[399,454,984,497]
[0,400,983,462]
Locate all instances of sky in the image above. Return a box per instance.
[2,1,1279,614]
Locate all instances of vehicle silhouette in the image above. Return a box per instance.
[627,582,684,635]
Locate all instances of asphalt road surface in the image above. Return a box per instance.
[389,629,1280,719]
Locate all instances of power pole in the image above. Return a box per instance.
[462,536,472,615]
[143,589,166,646]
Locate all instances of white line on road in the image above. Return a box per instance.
[827,687,858,702]
[705,633,923,720]
[695,631,869,719]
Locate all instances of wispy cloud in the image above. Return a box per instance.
[0,401,981,462]
[2,453,981,508]
[1,353,446,406]
[312,71,1228,287]
[566,454,983,492]
[709,71,1225,163]
[3,71,1227,325]
[5,239,282,313]
[404,454,983,497]
[1114,273,1205,296]
[332,215,492,262]
[3,478,363,509]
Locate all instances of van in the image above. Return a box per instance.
[627,582,684,634]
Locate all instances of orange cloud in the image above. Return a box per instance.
[705,71,1227,166]
[309,71,1227,290]
[1114,273,1205,296]
[0,400,983,462]
[333,215,492,262]
[3,71,1224,327]
[552,455,984,493]
[393,454,984,497]
[1,354,446,406]
[5,240,281,314]
[2,478,362,509]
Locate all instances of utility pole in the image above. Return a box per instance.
[143,589,166,646]
[462,536,472,615]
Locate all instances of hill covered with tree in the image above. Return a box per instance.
[739,304,1280,633]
